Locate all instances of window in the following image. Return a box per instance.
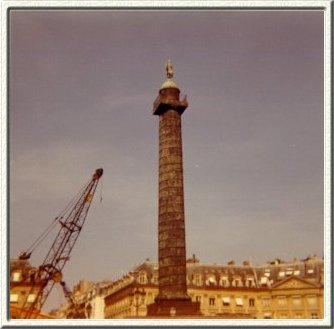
[307,295,317,307]
[12,272,21,282]
[139,272,146,284]
[206,276,216,286]
[222,297,230,306]
[249,298,255,307]
[209,297,215,306]
[311,313,318,319]
[262,297,271,307]
[307,268,314,274]
[233,278,242,287]
[195,295,201,303]
[292,296,302,307]
[294,270,300,276]
[246,278,254,287]
[278,271,285,278]
[235,298,243,306]
[278,296,287,307]
[220,277,228,287]
[10,294,18,303]
[194,274,201,286]
[260,277,268,285]
[278,313,288,319]
[286,268,293,276]
[27,294,36,303]
[263,313,271,319]
[152,273,158,284]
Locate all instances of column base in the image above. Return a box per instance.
[147,298,201,316]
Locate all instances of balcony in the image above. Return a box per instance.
[152,94,188,115]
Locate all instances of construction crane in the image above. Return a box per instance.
[17,168,103,319]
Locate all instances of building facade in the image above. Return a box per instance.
[50,279,111,319]
[9,259,46,319]
[54,255,323,319]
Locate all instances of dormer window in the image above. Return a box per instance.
[194,274,202,286]
[232,276,242,287]
[260,277,268,286]
[152,273,158,284]
[206,276,217,286]
[138,272,147,284]
[246,277,255,287]
[12,272,21,282]
[286,268,293,276]
[220,277,229,287]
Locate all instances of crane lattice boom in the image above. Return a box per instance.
[20,168,103,318]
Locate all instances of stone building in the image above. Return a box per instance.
[54,255,323,319]
[9,258,51,319]
[50,279,111,319]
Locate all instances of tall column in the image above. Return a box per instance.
[147,60,200,316]
[158,89,188,300]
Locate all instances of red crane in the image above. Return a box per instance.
[18,168,103,319]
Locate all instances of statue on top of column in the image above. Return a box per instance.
[166,59,174,79]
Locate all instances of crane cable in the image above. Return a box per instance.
[23,177,92,256]
[99,175,103,203]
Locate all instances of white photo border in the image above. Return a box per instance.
[1,0,331,327]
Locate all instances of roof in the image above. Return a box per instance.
[10,259,34,273]
[130,256,323,287]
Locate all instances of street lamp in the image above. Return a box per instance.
[132,287,145,317]
[85,303,92,319]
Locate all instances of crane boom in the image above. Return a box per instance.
[20,168,103,318]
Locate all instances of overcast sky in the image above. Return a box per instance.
[9,9,324,311]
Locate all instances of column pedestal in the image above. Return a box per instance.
[147,298,200,316]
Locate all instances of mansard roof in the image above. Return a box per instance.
[130,255,323,286]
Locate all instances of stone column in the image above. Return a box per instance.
[147,62,200,316]
[157,92,188,300]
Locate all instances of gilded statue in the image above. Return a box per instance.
[166,59,174,79]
